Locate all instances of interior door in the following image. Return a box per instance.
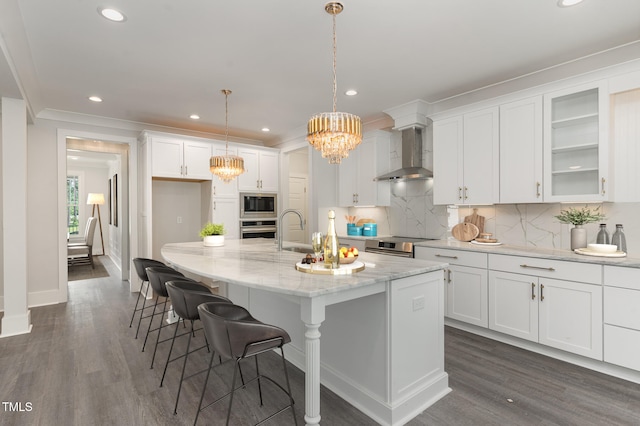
[285,175,307,243]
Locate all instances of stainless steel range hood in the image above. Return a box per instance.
[374,127,433,181]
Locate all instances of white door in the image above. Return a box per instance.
[151,137,183,178]
[447,265,488,327]
[183,141,212,180]
[212,197,239,240]
[488,270,539,342]
[258,151,279,192]
[463,107,499,205]
[285,175,307,243]
[238,149,260,191]
[538,277,603,360]
[433,116,463,205]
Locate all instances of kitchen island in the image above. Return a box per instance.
[161,239,450,426]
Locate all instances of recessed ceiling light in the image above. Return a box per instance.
[89,96,102,102]
[557,0,584,7]
[345,89,358,96]
[190,114,200,120]
[261,127,270,132]
[98,7,126,22]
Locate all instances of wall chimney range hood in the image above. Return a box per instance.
[374,127,433,181]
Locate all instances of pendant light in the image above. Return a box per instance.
[210,89,245,182]
[307,2,362,164]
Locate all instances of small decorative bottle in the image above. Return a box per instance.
[596,224,610,244]
[611,224,627,253]
[324,210,340,269]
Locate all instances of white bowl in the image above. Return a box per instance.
[587,243,618,253]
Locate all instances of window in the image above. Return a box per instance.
[67,175,80,235]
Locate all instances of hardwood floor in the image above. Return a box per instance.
[1,257,639,425]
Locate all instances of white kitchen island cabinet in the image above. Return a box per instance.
[161,239,450,426]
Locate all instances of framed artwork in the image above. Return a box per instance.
[108,178,112,225]
[113,173,118,227]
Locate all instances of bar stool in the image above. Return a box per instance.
[163,280,233,414]
[143,266,192,368]
[195,302,298,426]
[131,258,167,336]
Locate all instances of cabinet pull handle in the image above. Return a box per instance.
[213,201,216,210]
[180,165,183,175]
[464,186,468,200]
[447,269,452,283]
[540,284,545,301]
[260,179,263,189]
[458,187,462,200]
[185,165,188,175]
[531,282,536,300]
[520,264,555,271]
[356,193,359,203]
[536,182,541,198]
[213,186,216,196]
[601,177,606,195]
[257,180,260,188]
[435,254,458,259]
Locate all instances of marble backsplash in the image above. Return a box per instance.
[348,180,639,257]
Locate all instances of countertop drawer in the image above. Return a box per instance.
[489,253,602,284]
[604,265,640,290]
[604,286,640,329]
[415,246,487,268]
[604,325,640,371]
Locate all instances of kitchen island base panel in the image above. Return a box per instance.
[228,272,449,426]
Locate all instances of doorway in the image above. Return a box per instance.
[282,147,309,244]
[57,129,138,304]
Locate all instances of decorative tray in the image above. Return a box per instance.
[295,260,365,275]
[574,248,627,258]
[470,240,503,246]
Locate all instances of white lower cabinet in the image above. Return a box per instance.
[211,196,239,240]
[603,266,640,371]
[488,255,603,360]
[415,247,488,327]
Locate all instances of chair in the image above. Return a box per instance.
[132,264,184,339]
[67,217,98,268]
[195,302,297,426]
[143,267,195,368]
[163,280,233,414]
[130,258,167,330]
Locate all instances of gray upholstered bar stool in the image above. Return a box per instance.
[163,280,233,414]
[130,258,166,331]
[143,266,193,368]
[195,302,298,426]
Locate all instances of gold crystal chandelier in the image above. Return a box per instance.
[210,89,245,182]
[307,2,362,164]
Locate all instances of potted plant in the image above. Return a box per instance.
[554,206,605,250]
[200,222,225,247]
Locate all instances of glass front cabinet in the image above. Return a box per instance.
[543,81,609,202]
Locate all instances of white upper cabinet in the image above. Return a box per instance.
[433,107,499,205]
[238,148,279,192]
[543,81,609,202]
[499,96,543,203]
[337,130,391,207]
[151,136,212,180]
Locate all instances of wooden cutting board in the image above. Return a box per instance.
[356,218,374,226]
[463,208,485,234]
[452,222,480,242]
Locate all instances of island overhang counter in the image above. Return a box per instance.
[161,239,450,426]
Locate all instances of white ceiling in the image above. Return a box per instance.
[1,0,640,144]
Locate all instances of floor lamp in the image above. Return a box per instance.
[87,193,105,256]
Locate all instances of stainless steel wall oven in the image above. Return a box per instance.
[240,220,277,239]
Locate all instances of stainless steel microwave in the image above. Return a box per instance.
[240,193,277,218]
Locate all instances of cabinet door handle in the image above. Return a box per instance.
[531,282,536,300]
[213,201,216,210]
[185,165,188,176]
[458,187,462,200]
[213,186,216,196]
[435,254,458,259]
[356,193,359,203]
[260,179,263,189]
[520,264,555,271]
[540,284,545,301]
[536,182,541,198]
[447,269,452,283]
[180,165,184,175]
[464,186,468,200]
[601,177,606,195]
[257,180,260,188]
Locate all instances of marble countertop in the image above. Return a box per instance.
[161,239,447,298]
[414,239,640,268]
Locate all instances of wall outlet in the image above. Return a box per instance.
[177,216,182,224]
[412,295,425,311]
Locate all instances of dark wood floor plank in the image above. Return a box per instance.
[1,257,639,426]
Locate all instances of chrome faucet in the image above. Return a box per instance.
[277,209,304,251]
